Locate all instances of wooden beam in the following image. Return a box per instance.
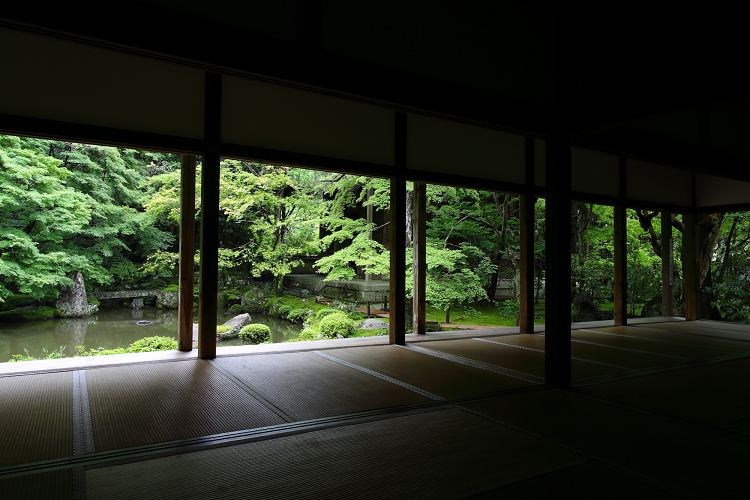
[390,112,407,345]
[519,137,535,334]
[683,212,700,321]
[661,211,674,317]
[178,154,196,352]
[198,73,221,359]
[412,181,426,335]
[544,137,572,389]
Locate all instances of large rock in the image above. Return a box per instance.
[219,313,251,340]
[156,290,179,309]
[56,271,90,317]
[573,291,596,322]
[191,314,252,342]
[359,318,389,330]
[241,286,268,313]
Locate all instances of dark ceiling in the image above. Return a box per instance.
[2,1,748,179]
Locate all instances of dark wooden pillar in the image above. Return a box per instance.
[390,112,407,345]
[519,137,536,334]
[198,73,221,359]
[544,137,572,389]
[412,181,426,334]
[683,212,700,321]
[613,205,627,326]
[661,211,674,317]
[178,154,196,352]
[613,158,628,326]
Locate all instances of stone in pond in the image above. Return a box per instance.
[218,313,251,340]
[136,320,154,325]
[56,271,89,317]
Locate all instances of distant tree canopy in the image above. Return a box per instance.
[0,135,173,302]
[4,135,750,322]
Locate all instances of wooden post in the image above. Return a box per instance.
[544,137,572,389]
[519,197,535,333]
[661,211,674,317]
[412,182,426,334]
[198,73,221,359]
[519,137,535,334]
[390,112,407,345]
[613,204,627,326]
[178,154,196,352]
[390,175,406,344]
[683,212,700,320]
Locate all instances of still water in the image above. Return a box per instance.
[0,306,303,363]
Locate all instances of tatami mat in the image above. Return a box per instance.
[427,337,629,381]
[571,329,732,360]
[489,333,685,369]
[85,408,588,500]
[217,351,430,420]
[463,390,750,499]
[0,469,72,500]
[569,341,683,370]
[580,355,750,427]
[424,338,545,379]
[671,320,750,333]
[725,417,750,434]
[586,326,750,352]
[470,462,682,500]
[0,372,72,467]
[325,344,533,398]
[635,322,750,342]
[86,360,285,451]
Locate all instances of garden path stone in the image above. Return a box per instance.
[359,319,389,330]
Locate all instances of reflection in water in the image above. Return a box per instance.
[0,306,303,362]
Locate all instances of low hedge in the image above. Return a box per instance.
[239,324,271,344]
[318,313,357,339]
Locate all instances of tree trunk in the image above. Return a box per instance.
[717,216,738,283]
[405,188,414,246]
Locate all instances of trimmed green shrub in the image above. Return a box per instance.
[127,336,178,352]
[286,307,310,323]
[277,304,293,319]
[318,314,357,339]
[316,308,339,320]
[348,311,365,321]
[239,324,271,344]
[75,336,177,357]
[286,328,319,342]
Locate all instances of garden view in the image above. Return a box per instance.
[2,134,749,362]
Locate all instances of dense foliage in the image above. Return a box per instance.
[0,135,175,302]
[4,135,750,323]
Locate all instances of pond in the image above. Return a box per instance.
[0,305,304,363]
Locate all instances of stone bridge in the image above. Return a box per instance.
[89,290,162,300]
